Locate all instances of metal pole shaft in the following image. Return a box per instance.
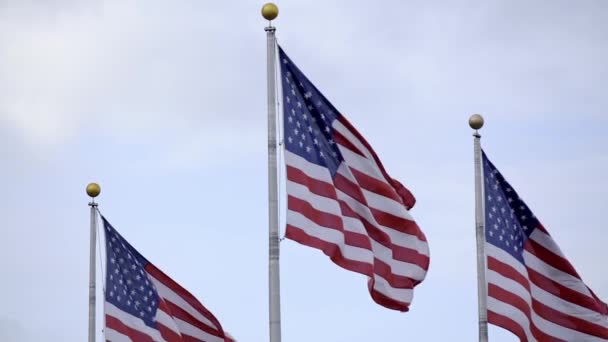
[88,201,98,342]
[473,132,488,342]
[265,24,281,342]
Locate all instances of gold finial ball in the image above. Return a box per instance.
[261,3,279,21]
[469,114,484,130]
[86,182,101,198]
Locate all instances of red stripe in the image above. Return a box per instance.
[335,170,426,240]
[373,258,415,288]
[368,283,410,312]
[145,265,228,338]
[105,314,155,342]
[348,166,403,205]
[288,195,372,250]
[156,322,183,342]
[487,256,531,291]
[287,223,420,292]
[531,299,608,339]
[334,129,365,157]
[288,195,344,232]
[335,115,416,209]
[488,289,565,342]
[288,148,426,249]
[489,283,531,318]
[334,172,368,206]
[162,299,226,338]
[286,165,337,199]
[488,254,607,340]
[525,238,580,279]
[489,276,561,341]
[337,200,429,268]
[286,224,374,277]
[527,266,607,314]
[287,174,429,268]
[369,207,426,240]
[488,310,529,342]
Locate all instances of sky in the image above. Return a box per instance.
[0,0,607,341]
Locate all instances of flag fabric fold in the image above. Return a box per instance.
[482,150,608,341]
[102,216,235,342]
[279,46,430,311]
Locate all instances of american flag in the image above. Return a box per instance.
[279,46,430,311]
[101,216,235,342]
[483,151,608,341]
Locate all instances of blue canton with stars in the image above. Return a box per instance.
[279,46,344,176]
[102,217,160,328]
[483,151,540,263]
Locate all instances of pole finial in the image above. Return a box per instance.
[261,3,279,21]
[86,182,101,198]
[469,114,484,130]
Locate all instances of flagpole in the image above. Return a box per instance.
[470,115,488,342]
[86,182,101,342]
[262,3,282,342]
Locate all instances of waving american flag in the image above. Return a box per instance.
[279,46,430,311]
[482,151,608,341]
[102,216,234,342]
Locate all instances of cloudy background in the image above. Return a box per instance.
[1,0,607,341]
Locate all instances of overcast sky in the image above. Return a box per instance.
[1,1,607,341]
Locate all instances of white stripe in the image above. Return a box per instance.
[104,327,133,342]
[529,229,566,259]
[287,179,341,215]
[528,230,594,300]
[332,120,380,170]
[288,210,413,302]
[362,188,415,221]
[488,269,531,304]
[285,151,333,183]
[287,157,428,256]
[487,243,608,341]
[371,273,413,304]
[288,208,426,282]
[334,159,415,222]
[338,144,386,183]
[105,302,165,341]
[155,308,181,336]
[149,277,221,333]
[344,217,426,281]
[487,297,534,341]
[523,249,593,297]
[287,209,374,264]
[287,175,427,280]
[174,317,225,342]
[336,185,429,256]
[486,243,527,275]
[532,306,605,341]
[531,283,608,329]
[341,214,426,281]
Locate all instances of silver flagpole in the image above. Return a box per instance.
[262,3,281,342]
[470,115,488,342]
[86,182,101,342]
